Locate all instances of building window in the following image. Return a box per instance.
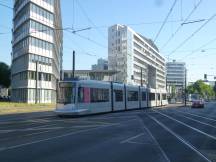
[30,20,53,36]
[30,3,54,22]
[127,91,138,101]
[114,90,123,102]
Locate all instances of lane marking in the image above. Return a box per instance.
[0,127,64,133]
[138,118,170,162]
[127,141,158,145]
[148,114,211,162]
[62,120,113,125]
[152,110,216,140]
[0,123,59,134]
[27,119,50,123]
[120,133,145,144]
[0,115,54,124]
[0,123,120,152]
[176,110,216,122]
[169,111,216,129]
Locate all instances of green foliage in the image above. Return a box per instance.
[0,62,11,88]
[213,83,216,95]
[187,80,215,99]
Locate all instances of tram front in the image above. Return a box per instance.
[55,81,76,115]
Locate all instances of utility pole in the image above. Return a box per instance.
[184,69,187,107]
[140,67,143,87]
[72,50,75,79]
[35,61,39,104]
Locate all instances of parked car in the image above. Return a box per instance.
[191,99,204,108]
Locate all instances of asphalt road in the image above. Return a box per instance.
[0,102,216,162]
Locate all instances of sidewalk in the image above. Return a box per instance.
[164,102,191,108]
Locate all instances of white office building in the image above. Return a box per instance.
[108,24,166,89]
[166,60,186,97]
[11,0,63,103]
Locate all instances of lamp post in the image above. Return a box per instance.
[35,61,39,104]
[72,50,75,79]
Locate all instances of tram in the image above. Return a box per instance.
[55,80,168,116]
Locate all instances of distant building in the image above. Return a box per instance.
[11,0,63,103]
[108,24,166,89]
[166,60,186,99]
[63,70,118,82]
[91,58,108,70]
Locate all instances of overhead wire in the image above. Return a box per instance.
[168,12,216,57]
[64,30,99,57]
[153,0,178,42]
[75,0,107,40]
[0,2,13,10]
[179,37,216,60]
[161,0,203,50]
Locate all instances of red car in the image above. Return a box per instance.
[191,99,204,108]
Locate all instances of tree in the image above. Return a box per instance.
[186,84,195,94]
[187,80,215,99]
[213,82,216,96]
[0,62,11,88]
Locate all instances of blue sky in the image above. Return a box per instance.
[0,0,216,82]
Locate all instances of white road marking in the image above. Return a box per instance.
[153,110,216,141]
[138,118,170,162]
[148,114,211,162]
[0,123,59,133]
[171,112,216,129]
[27,119,50,123]
[0,123,120,152]
[127,141,157,145]
[176,110,216,122]
[62,120,113,125]
[120,133,145,144]
[0,127,64,133]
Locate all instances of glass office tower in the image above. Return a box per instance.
[11,0,63,103]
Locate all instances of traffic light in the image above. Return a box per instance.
[204,74,207,80]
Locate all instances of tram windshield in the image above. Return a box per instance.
[57,82,76,104]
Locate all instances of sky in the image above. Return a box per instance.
[0,0,216,82]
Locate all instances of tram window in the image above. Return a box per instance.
[90,88,109,102]
[149,93,155,101]
[78,87,90,103]
[127,91,138,101]
[78,87,84,102]
[114,90,123,102]
[142,92,146,101]
[162,94,166,100]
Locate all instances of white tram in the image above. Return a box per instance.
[55,80,168,116]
